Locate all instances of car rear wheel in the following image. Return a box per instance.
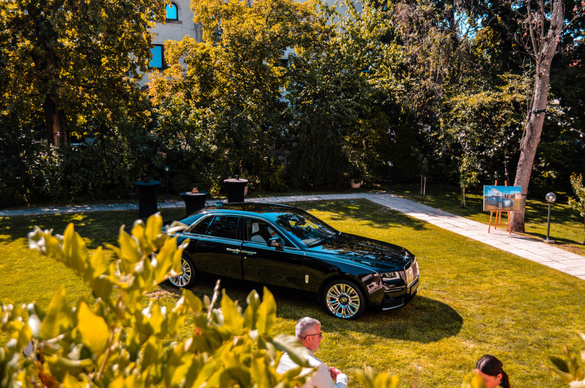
[322,280,366,320]
[168,256,196,288]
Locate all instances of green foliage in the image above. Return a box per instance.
[0,0,164,145]
[569,173,585,244]
[549,332,585,386]
[287,0,420,188]
[569,174,585,218]
[460,373,488,388]
[353,366,401,388]
[444,73,528,186]
[0,214,311,386]
[149,0,331,191]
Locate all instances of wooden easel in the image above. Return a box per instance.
[488,180,511,234]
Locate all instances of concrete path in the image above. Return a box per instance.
[2,193,584,281]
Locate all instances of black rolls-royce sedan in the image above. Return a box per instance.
[167,202,419,319]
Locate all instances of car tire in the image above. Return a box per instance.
[322,279,366,320]
[168,256,196,288]
[498,202,503,208]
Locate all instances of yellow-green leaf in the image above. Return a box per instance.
[40,285,73,339]
[255,287,276,334]
[77,302,110,353]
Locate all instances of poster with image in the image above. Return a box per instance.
[483,185,522,211]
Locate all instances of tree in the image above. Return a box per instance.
[443,74,529,188]
[0,0,165,146]
[148,0,329,189]
[509,0,567,232]
[286,0,419,189]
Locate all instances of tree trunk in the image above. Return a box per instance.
[461,186,466,208]
[43,97,66,147]
[509,0,564,232]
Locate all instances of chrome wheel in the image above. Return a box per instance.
[168,257,196,288]
[323,280,365,319]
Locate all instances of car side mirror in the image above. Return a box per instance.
[269,236,283,250]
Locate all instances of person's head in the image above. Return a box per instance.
[295,317,323,352]
[476,355,510,388]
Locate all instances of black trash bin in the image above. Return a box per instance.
[134,179,160,218]
[223,178,248,203]
[180,191,209,216]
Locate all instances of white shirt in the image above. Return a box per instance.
[277,349,348,388]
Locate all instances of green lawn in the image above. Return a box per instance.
[390,184,585,257]
[1,199,584,387]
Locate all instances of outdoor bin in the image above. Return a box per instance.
[180,191,209,216]
[223,178,248,203]
[134,179,160,218]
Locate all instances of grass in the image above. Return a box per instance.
[390,183,585,257]
[1,199,585,387]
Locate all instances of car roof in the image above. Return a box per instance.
[205,202,296,214]
[179,202,301,224]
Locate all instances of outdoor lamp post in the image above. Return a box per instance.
[164,166,170,202]
[544,192,556,243]
[388,161,393,192]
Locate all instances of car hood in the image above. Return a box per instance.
[306,233,412,269]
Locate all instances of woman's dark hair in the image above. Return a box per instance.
[476,355,510,388]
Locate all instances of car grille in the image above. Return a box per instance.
[405,259,418,286]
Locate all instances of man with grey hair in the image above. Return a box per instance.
[277,317,348,388]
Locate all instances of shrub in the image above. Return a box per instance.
[569,173,585,244]
[549,332,585,386]
[0,215,310,386]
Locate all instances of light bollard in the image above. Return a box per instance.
[544,192,556,243]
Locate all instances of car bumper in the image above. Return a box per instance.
[380,277,419,310]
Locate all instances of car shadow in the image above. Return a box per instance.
[158,275,462,344]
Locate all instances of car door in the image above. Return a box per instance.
[240,217,306,290]
[191,215,244,280]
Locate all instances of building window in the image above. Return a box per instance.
[150,45,165,69]
[166,3,178,21]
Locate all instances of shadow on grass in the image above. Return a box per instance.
[0,208,186,247]
[292,199,431,232]
[160,275,462,344]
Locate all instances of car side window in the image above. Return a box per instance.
[246,219,276,244]
[206,216,240,240]
[189,215,212,235]
[245,218,293,247]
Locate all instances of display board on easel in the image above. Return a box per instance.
[483,182,522,233]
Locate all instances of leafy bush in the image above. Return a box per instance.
[0,215,308,386]
[550,332,585,386]
[569,173,585,244]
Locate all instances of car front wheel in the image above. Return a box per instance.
[322,280,366,319]
[168,256,196,288]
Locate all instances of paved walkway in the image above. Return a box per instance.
[2,193,584,281]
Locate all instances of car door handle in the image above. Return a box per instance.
[240,250,256,256]
[226,248,241,254]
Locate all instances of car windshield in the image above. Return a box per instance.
[274,211,338,247]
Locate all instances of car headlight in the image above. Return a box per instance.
[380,271,400,281]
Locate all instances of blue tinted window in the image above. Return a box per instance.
[166,3,178,20]
[150,45,164,69]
